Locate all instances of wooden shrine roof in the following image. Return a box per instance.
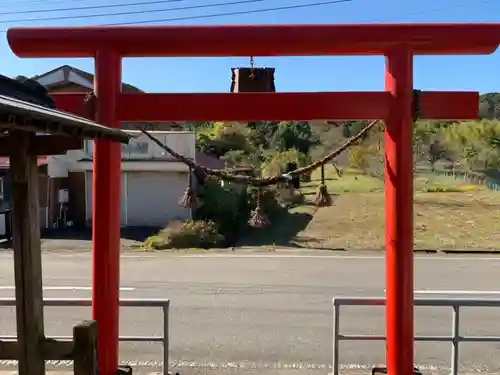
[0,74,131,143]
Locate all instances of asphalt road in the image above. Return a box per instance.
[0,251,500,374]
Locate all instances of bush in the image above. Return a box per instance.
[348,145,370,171]
[195,178,249,246]
[261,149,308,178]
[276,184,305,207]
[247,186,285,217]
[194,178,285,246]
[146,220,224,250]
[422,185,479,193]
[143,235,166,250]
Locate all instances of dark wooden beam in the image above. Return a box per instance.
[0,122,69,136]
[0,340,74,361]
[10,131,45,375]
[0,340,18,360]
[44,339,74,360]
[31,135,83,155]
[0,134,83,156]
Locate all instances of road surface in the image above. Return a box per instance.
[0,250,499,374]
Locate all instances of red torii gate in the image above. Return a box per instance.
[7,23,500,375]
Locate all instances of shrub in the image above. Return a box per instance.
[261,149,308,178]
[348,145,370,171]
[143,235,165,250]
[195,178,249,246]
[194,178,285,246]
[458,184,480,192]
[247,186,286,217]
[422,185,479,193]
[148,220,224,249]
[276,184,305,207]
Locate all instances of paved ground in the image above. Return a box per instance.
[0,250,500,374]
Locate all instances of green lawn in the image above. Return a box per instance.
[301,166,383,195]
[301,165,481,195]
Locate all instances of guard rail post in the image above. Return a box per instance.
[0,298,170,375]
[332,297,500,375]
[332,300,340,375]
[451,304,460,375]
[162,300,170,375]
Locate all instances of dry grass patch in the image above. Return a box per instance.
[299,191,500,250]
[243,164,498,250]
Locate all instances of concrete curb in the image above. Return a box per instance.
[234,247,500,255]
[5,246,500,256]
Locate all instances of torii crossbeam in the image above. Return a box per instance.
[7,23,500,375]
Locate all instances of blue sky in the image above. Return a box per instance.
[0,0,499,94]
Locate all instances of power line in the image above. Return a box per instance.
[0,0,127,7]
[106,0,352,26]
[2,0,488,28]
[0,0,352,31]
[0,0,183,16]
[0,0,266,24]
[0,0,490,25]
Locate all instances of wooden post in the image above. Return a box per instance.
[9,131,45,375]
[73,320,99,375]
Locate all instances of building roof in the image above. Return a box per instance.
[0,74,132,143]
[25,65,191,131]
[29,64,143,93]
[5,74,55,108]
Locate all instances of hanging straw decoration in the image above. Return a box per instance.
[249,56,256,80]
[179,167,199,209]
[314,164,332,207]
[249,188,270,228]
[332,162,343,178]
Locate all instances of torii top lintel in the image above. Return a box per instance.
[7,23,500,58]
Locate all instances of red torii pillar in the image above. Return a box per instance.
[92,50,122,374]
[7,23,500,375]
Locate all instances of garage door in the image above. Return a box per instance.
[126,171,190,227]
[85,172,127,226]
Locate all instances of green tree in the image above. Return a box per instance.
[247,121,279,149]
[196,122,257,158]
[479,93,500,119]
[428,140,446,171]
[261,148,308,178]
[270,121,318,155]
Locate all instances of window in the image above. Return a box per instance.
[84,140,93,156]
[121,123,135,130]
[122,141,149,155]
[122,123,154,131]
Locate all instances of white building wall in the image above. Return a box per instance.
[47,131,196,176]
[48,131,196,227]
[83,131,196,161]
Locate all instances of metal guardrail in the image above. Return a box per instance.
[332,297,500,375]
[0,298,170,375]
